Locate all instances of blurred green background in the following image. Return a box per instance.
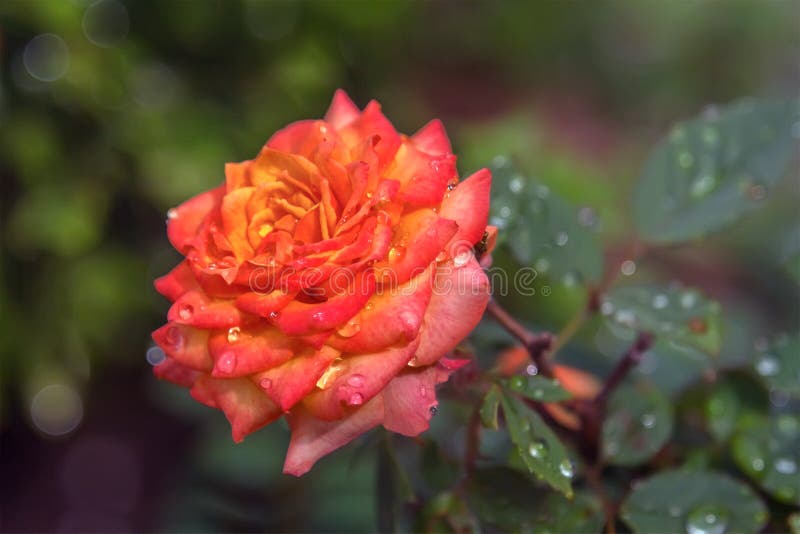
[1,1,798,531]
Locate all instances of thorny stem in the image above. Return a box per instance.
[595,331,654,407]
[486,298,554,376]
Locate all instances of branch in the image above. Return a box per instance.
[486,298,555,376]
[595,331,654,407]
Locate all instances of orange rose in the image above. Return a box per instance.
[152,90,493,475]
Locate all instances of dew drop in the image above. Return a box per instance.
[407,356,420,367]
[528,441,547,459]
[509,177,524,193]
[600,300,614,316]
[509,376,525,390]
[751,458,765,472]
[534,184,550,199]
[685,505,729,534]
[614,309,636,327]
[577,206,599,228]
[640,413,656,429]
[178,303,194,321]
[774,457,797,475]
[652,294,669,309]
[258,224,273,238]
[227,326,241,343]
[388,245,406,262]
[347,374,365,388]
[216,351,237,374]
[525,364,538,376]
[620,260,636,276]
[166,208,178,220]
[453,248,472,268]
[429,405,438,416]
[680,291,697,309]
[534,258,550,274]
[499,205,512,218]
[755,355,779,377]
[435,250,448,262]
[268,311,280,320]
[23,33,70,82]
[678,152,695,168]
[259,377,272,390]
[337,318,361,338]
[347,392,364,406]
[146,346,165,366]
[555,232,569,247]
[316,360,343,389]
[559,460,573,478]
[690,174,717,198]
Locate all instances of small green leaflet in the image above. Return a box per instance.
[504,374,572,402]
[634,98,800,243]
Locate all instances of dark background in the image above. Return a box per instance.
[1,1,798,531]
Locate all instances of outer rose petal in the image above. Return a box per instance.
[153,359,201,387]
[167,186,225,254]
[413,256,490,366]
[440,168,492,248]
[411,119,452,156]
[283,400,384,476]
[154,261,200,302]
[191,376,281,442]
[382,359,466,435]
[324,89,360,130]
[152,323,212,371]
[253,345,340,412]
[168,290,243,329]
[302,339,419,421]
[337,101,401,172]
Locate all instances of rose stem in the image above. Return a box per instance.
[485,298,555,376]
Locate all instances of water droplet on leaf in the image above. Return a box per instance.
[559,460,573,478]
[685,505,729,534]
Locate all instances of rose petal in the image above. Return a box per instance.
[324,89,360,130]
[221,187,256,261]
[389,140,456,207]
[253,345,340,411]
[302,338,419,421]
[154,261,200,302]
[167,186,225,254]
[329,265,434,353]
[439,168,492,248]
[413,257,490,366]
[168,290,243,329]
[283,400,384,476]
[411,119,452,156]
[152,323,212,371]
[208,324,310,378]
[191,376,281,442]
[153,358,201,387]
[382,360,461,436]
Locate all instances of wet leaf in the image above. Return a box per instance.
[504,375,572,403]
[489,157,603,284]
[466,467,604,533]
[480,385,502,430]
[732,414,800,506]
[704,373,768,443]
[621,469,768,533]
[602,383,674,466]
[752,333,800,399]
[500,389,574,497]
[634,98,800,243]
[601,285,722,354]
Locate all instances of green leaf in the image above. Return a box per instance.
[480,385,502,430]
[602,383,674,466]
[634,98,800,243]
[732,413,800,505]
[779,222,800,285]
[704,373,768,443]
[789,512,800,534]
[752,333,800,399]
[504,374,572,402]
[466,468,604,533]
[601,285,722,354]
[489,157,604,284]
[500,389,574,497]
[621,469,768,533]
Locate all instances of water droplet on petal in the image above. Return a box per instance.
[165,326,184,348]
[347,392,364,406]
[146,346,165,366]
[774,457,797,475]
[559,460,573,478]
[453,248,472,268]
[216,351,237,374]
[227,326,241,343]
[178,304,194,321]
[337,318,361,338]
[388,245,405,262]
[685,505,729,534]
[167,208,178,220]
[435,250,448,262]
[429,405,438,416]
[268,311,280,320]
[347,374,365,388]
[259,378,272,390]
[316,359,343,389]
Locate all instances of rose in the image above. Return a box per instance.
[152,90,493,475]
